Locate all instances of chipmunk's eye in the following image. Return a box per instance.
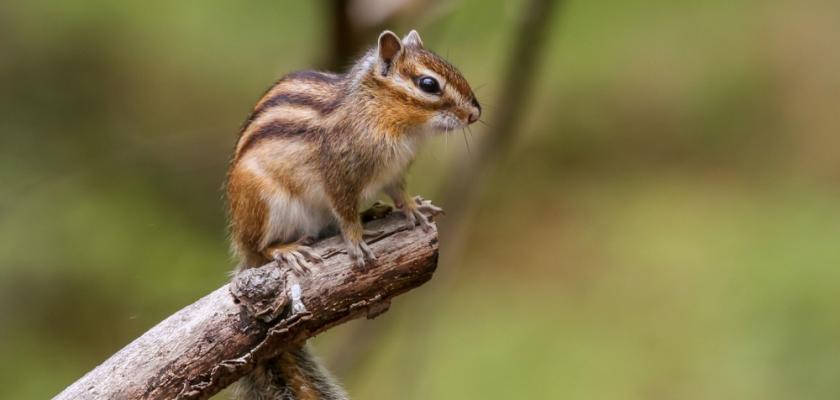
[417,76,441,94]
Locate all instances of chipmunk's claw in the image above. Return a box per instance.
[295,245,323,263]
[347,241,376,271]
[398,197,442,232]
[402,209,418,229]
[413,196,444,216]
[402,208,433,232]
[268,244,322,276]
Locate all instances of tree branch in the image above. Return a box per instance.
[53,204,441,400]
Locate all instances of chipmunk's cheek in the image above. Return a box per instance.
[383,108,429,132]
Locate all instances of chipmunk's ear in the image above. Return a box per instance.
[377,30,403,74]
[402,30,424,48]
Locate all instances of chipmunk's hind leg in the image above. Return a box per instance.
[263,238,323,276]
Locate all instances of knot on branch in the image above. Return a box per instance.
[230,264,289,322]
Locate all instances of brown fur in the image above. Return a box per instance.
[243,71,343,131]
[278,351,320,400]
[238,120,317,159]
[227,30,480,400]
[226,165,269,268]
[392,48,474,101]
[234,346,348,400]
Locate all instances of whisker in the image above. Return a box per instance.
[466,126,476,148]
[478,119,492,128]
[478,102,498,111]
[461,128,471,154]
[444,125,449,151]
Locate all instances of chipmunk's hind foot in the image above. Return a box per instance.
[264,240,323,276]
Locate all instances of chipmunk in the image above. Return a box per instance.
[227,30,480,399]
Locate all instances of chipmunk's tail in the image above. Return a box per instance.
[232,344,349,400]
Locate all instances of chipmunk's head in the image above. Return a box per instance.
[367,30,481,134]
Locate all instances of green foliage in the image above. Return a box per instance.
[1,0,839,398]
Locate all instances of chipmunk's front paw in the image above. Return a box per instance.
[402,208,432,232]
[413,196,444,216]
[347,241,376,270]
[401,197,443,232]
[267,244,323,276]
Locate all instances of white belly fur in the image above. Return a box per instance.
[251,133,424,248]
[362,134,423,200]
[241,152,335,248]
[261,188,334,248]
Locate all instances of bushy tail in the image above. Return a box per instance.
[232,345,349,400]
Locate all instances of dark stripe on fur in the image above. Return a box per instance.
[240,71,344,134]
[260,92,339,117]
[368,75,455,111]
[406,50,474,100]
[238,121,316,157]
[239,78,284,134]
[242,93,338,133]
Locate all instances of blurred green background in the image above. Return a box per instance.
[2,0,840,399]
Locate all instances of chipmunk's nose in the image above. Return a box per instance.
[468,97,481,124]
[468,111,480,124]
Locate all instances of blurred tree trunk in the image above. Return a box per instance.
[327,0,359,70]
[330,0,562,390]
[402,2,562,392]
[324,0,446,69]
[438,0,560,265]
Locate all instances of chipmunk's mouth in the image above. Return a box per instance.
[430,112,468,133]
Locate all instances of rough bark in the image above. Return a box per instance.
[54,204,440,400]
